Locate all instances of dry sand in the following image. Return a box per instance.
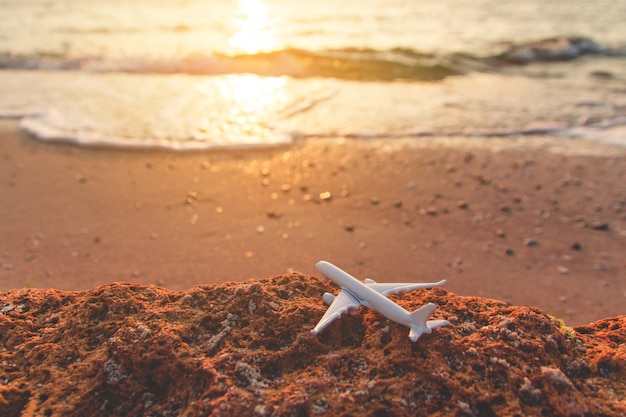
[0,120,624,326]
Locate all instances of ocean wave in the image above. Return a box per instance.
[12,112,626,151]
[497,36,611,64]
[16,110,296,151]
[0,48,461,81]
[1,37,622,81]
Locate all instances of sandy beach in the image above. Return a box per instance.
[0,120,624,326]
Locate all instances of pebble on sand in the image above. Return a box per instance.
[186,191,199,204]
[319,191,332,201]
[571,242,583,251]
[266,209,282,219]
[589,221,609,231]
[523,238,540,247]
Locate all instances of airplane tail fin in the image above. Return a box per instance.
[407,303,450,342]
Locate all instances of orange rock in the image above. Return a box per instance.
[0,274,624,416]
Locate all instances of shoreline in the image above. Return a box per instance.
[1,120,624,326]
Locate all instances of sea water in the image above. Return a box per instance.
[0,0,625,150]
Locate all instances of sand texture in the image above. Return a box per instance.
[1,121,625,326]
[1,275,625,417]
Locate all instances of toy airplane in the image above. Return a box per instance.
[311,261,450,341]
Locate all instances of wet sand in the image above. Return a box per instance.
[0,120,624,326]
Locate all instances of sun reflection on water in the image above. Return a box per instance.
[229,0,276,54]
[220,74,287,115]
[187,0,287,145]
[192,74,289,143]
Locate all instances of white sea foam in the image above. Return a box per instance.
[18,112,296,151]
[0,71,341,150]
[1,67,625,150]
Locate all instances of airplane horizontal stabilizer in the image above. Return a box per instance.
[427,319,451,330]
[407,303,446,342]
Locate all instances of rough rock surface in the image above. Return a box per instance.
[1,273,624,417]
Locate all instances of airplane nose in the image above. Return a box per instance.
[315,260,333,275]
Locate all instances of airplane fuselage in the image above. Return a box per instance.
[316,261,413,327]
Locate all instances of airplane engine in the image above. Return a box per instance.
[322,293,335,305]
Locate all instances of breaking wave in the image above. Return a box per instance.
[1,37,622,81]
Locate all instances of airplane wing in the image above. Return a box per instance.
[364,279,447,296]
[311,289,361,335]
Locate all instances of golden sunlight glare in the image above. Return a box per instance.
[223,75,286,114]
[229,0,276,54]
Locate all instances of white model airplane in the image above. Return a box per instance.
[311,261,450,342]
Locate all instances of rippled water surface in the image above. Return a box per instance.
[0,0,624,149]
